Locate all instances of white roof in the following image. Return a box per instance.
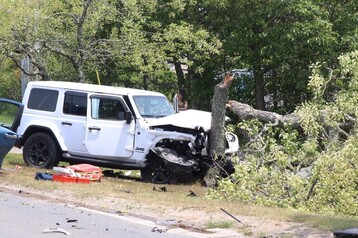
[27,81,164,97]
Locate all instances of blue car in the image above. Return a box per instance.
[0,98,23,169]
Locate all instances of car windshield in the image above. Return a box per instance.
[133,95,175,118]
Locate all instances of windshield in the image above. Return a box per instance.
[133,95,175,118]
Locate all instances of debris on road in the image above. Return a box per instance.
[43,227,71,235]
[151,226,167,233]
[66,219,78,223]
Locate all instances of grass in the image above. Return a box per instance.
[1,153,357,234]
[205,220,233,229]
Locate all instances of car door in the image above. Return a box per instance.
[0,98,24,168]
[60,91,88,154]
[85,95,135,159]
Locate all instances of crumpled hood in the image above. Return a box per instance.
[147,109,211,131]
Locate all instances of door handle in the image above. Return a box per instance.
[62,122,72,126]
[5,133,18,140]
[88,127,101,131]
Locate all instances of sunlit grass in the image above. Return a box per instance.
[1,153,357,233]
[205,220,233,229]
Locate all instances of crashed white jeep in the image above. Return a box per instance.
[15,81,239,183]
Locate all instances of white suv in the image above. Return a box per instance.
[15,81,239,183]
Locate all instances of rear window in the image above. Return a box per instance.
[28,88,58,112]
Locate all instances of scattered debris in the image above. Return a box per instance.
[66,219,78,223]
[18,190,29,195]
[43,227,71,235]
[220,208,246,226]
[71,224,84,229]
[153,186,167,192]
[151,226,167,233]
[187,190,197,197]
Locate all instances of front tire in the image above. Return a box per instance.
[141,157,178,184]
[23,133,60,169]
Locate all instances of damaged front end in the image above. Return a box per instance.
[141,110,239,184]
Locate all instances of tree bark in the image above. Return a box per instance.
[173,57,185,88]
[209,73,234,157]
[254,67,266,110]
[226,100,299,126]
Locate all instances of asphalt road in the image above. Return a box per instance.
[0,190,200,238]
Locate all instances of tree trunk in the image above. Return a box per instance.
[209,73,234,157]
[254,68,266,110]
[227,100,299,126]
[173,57,185,88]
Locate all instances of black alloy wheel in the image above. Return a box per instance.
[23,133,59,169]
[141,157,178,184]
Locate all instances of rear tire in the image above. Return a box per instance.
[23,133,60,169]
[141,157,178,184]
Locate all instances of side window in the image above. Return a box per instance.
[28,88,58,112]
[63,92,87,116]
[91,97,125,120]
[0,100,22,131]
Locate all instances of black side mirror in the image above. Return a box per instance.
[125,110,133,124]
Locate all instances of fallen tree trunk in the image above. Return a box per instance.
[227,100,300,127]
[226,100,356,143]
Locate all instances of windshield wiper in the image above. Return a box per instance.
[142,114,169,118]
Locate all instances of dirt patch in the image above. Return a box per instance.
[0,181,333,238]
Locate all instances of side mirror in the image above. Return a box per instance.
[125,110,133,124]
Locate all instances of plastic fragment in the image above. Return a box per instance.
[43,227,71,235]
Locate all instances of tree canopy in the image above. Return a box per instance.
[1,0,356,109]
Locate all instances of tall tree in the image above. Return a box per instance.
[195,0,337,111]
[0,0,117,82]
